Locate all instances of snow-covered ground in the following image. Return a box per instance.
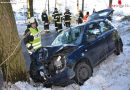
[1,20,130,90]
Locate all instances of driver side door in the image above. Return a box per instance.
[84,22,108,66]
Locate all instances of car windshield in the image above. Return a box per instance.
[51,27,83,46]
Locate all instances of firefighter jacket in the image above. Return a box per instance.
[52,11,59,22]
[56,13,62,24]
[25,27,41,51]
[41,12,49,23]
[78,12,84,23]
[64,11,71,22]
[83,15,89,22]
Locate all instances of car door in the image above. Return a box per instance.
[99,20,116,54]
[84,22,108,66]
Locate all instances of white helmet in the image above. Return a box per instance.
[43,9,47,13]
[29,17,35,24]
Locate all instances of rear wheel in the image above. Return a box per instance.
[114,38,123,55]
[74,62,92,85]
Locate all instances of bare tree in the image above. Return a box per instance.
[109,0,113,8]
[77,0,79,11]
[82,0,84,12]
[48,0,50,14]
[27,0,33,18]
[0,0,28,82]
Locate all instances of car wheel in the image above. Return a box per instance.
[74,62,92,85]
[114,39,123,55]
[29,61,44,82]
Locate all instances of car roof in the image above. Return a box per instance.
[88,8,114,21]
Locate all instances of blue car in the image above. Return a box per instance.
[29,9,123,87]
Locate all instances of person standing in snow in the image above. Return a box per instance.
[93,8,96,13]
[52,8,59,31]
[56,12,63,30]
[41,9,49,31]
[24,17,42,54]
[78,10,84,24]
[64,8,71,27]
[83,11,89,22]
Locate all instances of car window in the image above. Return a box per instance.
[86,23,101,42]
[99,21,113,33]
[51,26,83,46]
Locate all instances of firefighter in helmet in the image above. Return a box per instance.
[64,8,71,27]
[56,11,63,30]
[52,8,59,31]
[24,17,41,54]
[78,10,84,24]
[41,9,49,31]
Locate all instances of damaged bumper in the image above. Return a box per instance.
[41,68,75,85]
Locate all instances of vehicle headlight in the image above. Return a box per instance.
[54,55,66,72]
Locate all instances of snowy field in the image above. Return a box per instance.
[1,20,130,90]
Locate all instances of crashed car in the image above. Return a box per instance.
[29,9,123,87]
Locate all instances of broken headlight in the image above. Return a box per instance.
[54,55,66,73]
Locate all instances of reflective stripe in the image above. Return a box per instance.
[57,22,62,24]
[32,42,41,46]
[64,14,71,15]
[26,43,31,48]
[65,20,70,22]
[33,44,41,49]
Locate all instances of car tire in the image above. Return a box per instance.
[114,39,123,55]
[29,61,44,83]
[74,62,92,85]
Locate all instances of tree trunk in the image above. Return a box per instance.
[82,0,84,12]
[48,0,50,15]
[55,0,57,8]
[27,0,33,18]
[0,0,28,83]
[109,0,112,8]
[77,0,79,11]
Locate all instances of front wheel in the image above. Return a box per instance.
[74,62,92,85]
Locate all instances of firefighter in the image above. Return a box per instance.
[83,11,89,22]
[56,12,63,30]
[41,9,49,31]
[24,17,41,54]
[78,10,84,24]
[52,8,59,31]
[64,8,71,27]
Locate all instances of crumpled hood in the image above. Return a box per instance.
[32,44,78,62]
[45,44,77,58]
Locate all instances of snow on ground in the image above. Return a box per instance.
[1,21,130,90]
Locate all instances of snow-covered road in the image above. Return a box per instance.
[1,21,130,90]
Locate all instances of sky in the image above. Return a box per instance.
[11,0,130,15]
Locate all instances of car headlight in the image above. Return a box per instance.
[54,55,66,73]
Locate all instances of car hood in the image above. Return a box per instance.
[33,44,78,62]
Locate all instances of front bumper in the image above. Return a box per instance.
[45,68,75,85]
[30,61,75,85]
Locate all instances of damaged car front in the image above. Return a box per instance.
[29,26,84,86]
